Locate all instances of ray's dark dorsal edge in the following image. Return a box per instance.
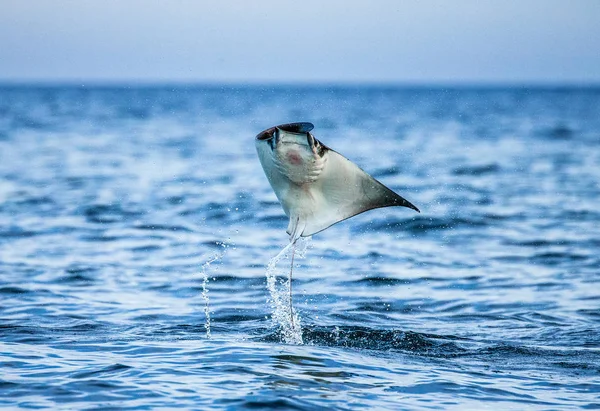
[256,121,419,241]
[256,122,314,140]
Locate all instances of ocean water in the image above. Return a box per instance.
[0,84,599,410]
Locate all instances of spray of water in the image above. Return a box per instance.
[265,237,311,344]
[200,242,228,339]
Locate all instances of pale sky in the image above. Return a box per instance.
[1,0,599,84]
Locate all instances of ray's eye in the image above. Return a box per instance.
[307,132,318,149]
[313,136,326,157]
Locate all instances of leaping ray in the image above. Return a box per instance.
[255,122,419,330]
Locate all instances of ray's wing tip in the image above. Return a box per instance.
[400,198,420,213]
[408,201,420,213]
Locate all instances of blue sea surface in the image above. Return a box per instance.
[0,85,599,410]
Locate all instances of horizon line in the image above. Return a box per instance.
[1,79,600,89]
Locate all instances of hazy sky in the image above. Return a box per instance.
[1,0,599,84]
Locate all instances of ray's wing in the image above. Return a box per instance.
[300,148,419,237]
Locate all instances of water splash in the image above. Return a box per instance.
[200,241,229,339]
[265,237,311,344]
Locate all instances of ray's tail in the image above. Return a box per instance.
[265,237,310,344]
[289,240,296,329]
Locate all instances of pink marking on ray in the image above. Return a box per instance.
[287,151,303,165]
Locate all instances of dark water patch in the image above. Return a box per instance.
[0,227,37,239]
[261,325,467,355]
[532,251,590,266]
[0,325,54,344]
[452,163,501,176]
[0,382,80,401]
[533,281,567,290]
[178,203,230,219]
[10,114,54,130]
[437,302,475,314]
[562,209,600,221]
[200,240,231,250]
[82,204,144,224]
[59,265,97,285]
[371,166,400,178]
[130,244,163,253]
[129,314,169,322]
[351,276,412,286]
[559,328,600,348]
[482,344,561,358]
[553,361,599,373]
[121,323,214,340]
[166,195,185,205]
[258,200,280,207]
[65,265,96,275]
[213,312,267,325]
[578,309,600,321]
[133,223,193,233]
[492,250,590,266]
[117,105,150,120]
[0,286,31,295]
[257,214,289,224]
[355,215,489,234]
[472,344,600,375]
[505,238,567,247]
[78,234,122,242]
[59,272,96,284]
[151,324,208,336]
[13,195,56,208]
[0,322,111,342]
[538,124,575,140]
[384,381,545,404]
[233,397,315,411]
[64,176,89,189]
[148,283,173,292]
[508,311,569,326]
[71,363,133,380]
[0,380,19,389]
[59,321,108,333]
